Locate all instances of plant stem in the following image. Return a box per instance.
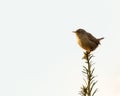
[86,52,91,96]
[80,52,97,96]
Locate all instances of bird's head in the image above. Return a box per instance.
[73,29,86,35]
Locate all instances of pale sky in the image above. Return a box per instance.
[0,0,120,96]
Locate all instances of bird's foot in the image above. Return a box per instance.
[82,51,90,59]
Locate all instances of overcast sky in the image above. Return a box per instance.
[0,0,120,96]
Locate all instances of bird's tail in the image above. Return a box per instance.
[98,37,104,41]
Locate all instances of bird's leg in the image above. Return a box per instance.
[86,50,91,54]
[82,51,91,59]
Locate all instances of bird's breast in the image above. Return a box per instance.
[75,35,82,46]
[75,34,91,51]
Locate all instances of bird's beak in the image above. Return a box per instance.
[72,31,76,33]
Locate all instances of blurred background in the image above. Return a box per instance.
[0,0,119,96]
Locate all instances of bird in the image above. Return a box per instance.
[73,29,104,54]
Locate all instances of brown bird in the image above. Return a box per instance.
[73,29,104,54]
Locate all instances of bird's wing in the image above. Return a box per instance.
[86,32,100,45]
